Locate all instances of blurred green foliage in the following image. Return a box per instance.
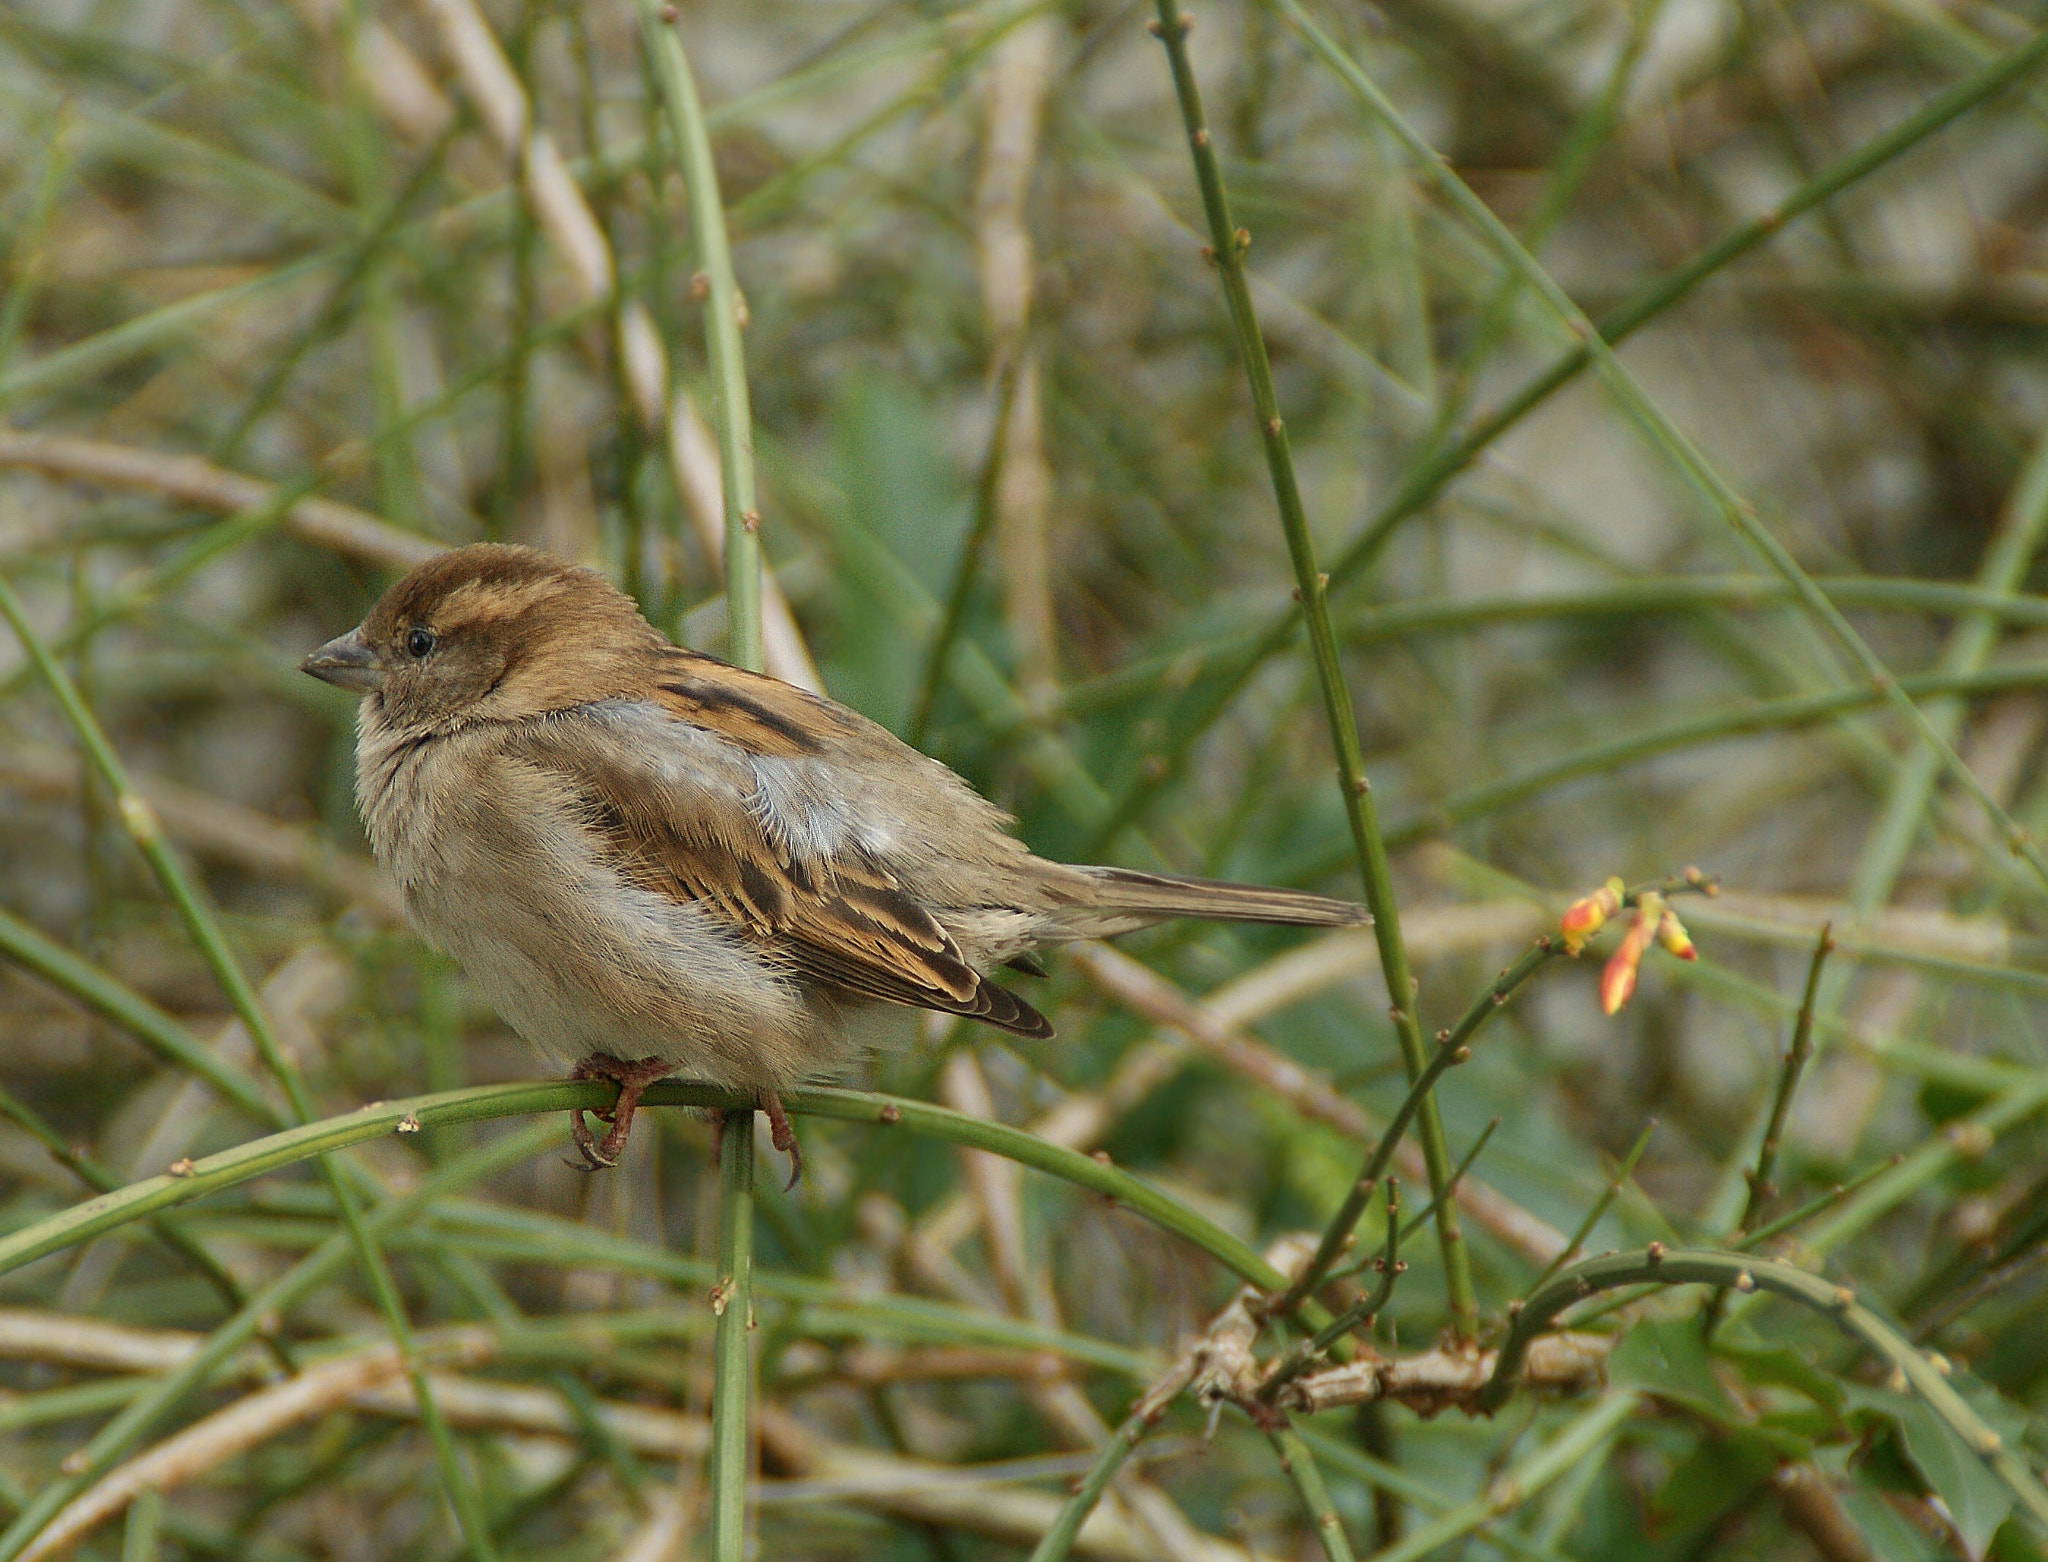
[1,0,2048,1554]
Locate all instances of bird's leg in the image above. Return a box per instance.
[760,1090,803,1190]
[568,1054,674,1169]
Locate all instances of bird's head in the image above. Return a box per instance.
[300,543,662,734]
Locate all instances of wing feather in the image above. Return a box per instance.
[537,692,1052,1040]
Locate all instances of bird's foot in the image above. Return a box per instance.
[700,1093,803,1190]
[567,1054,674,1169]
[761,1090,803,1191]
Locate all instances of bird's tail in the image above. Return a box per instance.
[1058,864,1369,937]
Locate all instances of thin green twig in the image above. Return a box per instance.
[1276,661,2048,878]
[1740,925,1833,1238]
[631,15,767,1556]
[118,1486,160,1562]
[709,1111,756,1562]
[1399,1117,1499,1242]
[1061,574,2048,721]
[636,0,763,674]
[1149,0,1475,1338]
[1734,1156,1905,1252]
[0,1083,291,1370]
[1267,1425,1359,1562]
[1362,1394,1642,1562]
[0,903,277,1125]
[907,344,1028,747]
[1024,1404,1158,1562]
[1268,939,1559,1319]
[1524,1119,1657,1298]
[0,1080,1296,1295]
[1262,1180,1402,1399]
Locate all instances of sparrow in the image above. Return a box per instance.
[302,544,1367,1182]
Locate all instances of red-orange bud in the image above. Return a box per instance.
[1560,877,1624,955]
[1656,909,1697,961]
[1599,902,1659,1015]
[1598,948,1638,1014]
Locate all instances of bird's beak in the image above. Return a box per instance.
[300,627,383,693]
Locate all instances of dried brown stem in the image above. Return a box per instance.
[0,430,436,569]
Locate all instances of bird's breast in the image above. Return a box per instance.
[348,709,826,1085]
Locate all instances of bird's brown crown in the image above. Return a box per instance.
[364,543,633,643]
[362,544,664,732]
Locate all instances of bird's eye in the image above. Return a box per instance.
[405,627,437,659]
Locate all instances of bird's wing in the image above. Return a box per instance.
[536,662,1052,1040]
[645,648,842,759]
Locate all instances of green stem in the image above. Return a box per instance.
[1735,1155,1903,1251]
[1800,1070,2048,1255]
[0,106,71,383]
[1398,1117,1498,1242]
[1428,0,1667,436]
[1264,1181,1402,1399]
[118,1486,160,1562]
[0,1080,1295,1298]
[1024,1406,1155,1562]
[635,0,763,674]
[1268,1425,1358,1562]
[221,1195,1157,1376]
[1062,574,2048,720]
[1149,0,1475,1339]
[1523,1119,1656,1297]
[1477,1248,2048,1528]
[1739,926,1833,1237]
[709,1111,756,1562]
[907,346,1028,747]
[0,903,277,1125]
[1275,661,2048,880]
[631,17,766,1551]
[1843,406,2048,910]
[0,1084,289,1370]
[1270,940,1558,1319]
[1298,1425,1568,1562]
[1702,422,2048,1230]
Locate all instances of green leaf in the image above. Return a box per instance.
[1838,1481,1948,1562]
[1991,1514,2048,1562]
[1610,1318,1741,1424]
[1846,1384,2014,1557]
[1650,1428,1778,1541]
[1716,1338,1847,1417]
